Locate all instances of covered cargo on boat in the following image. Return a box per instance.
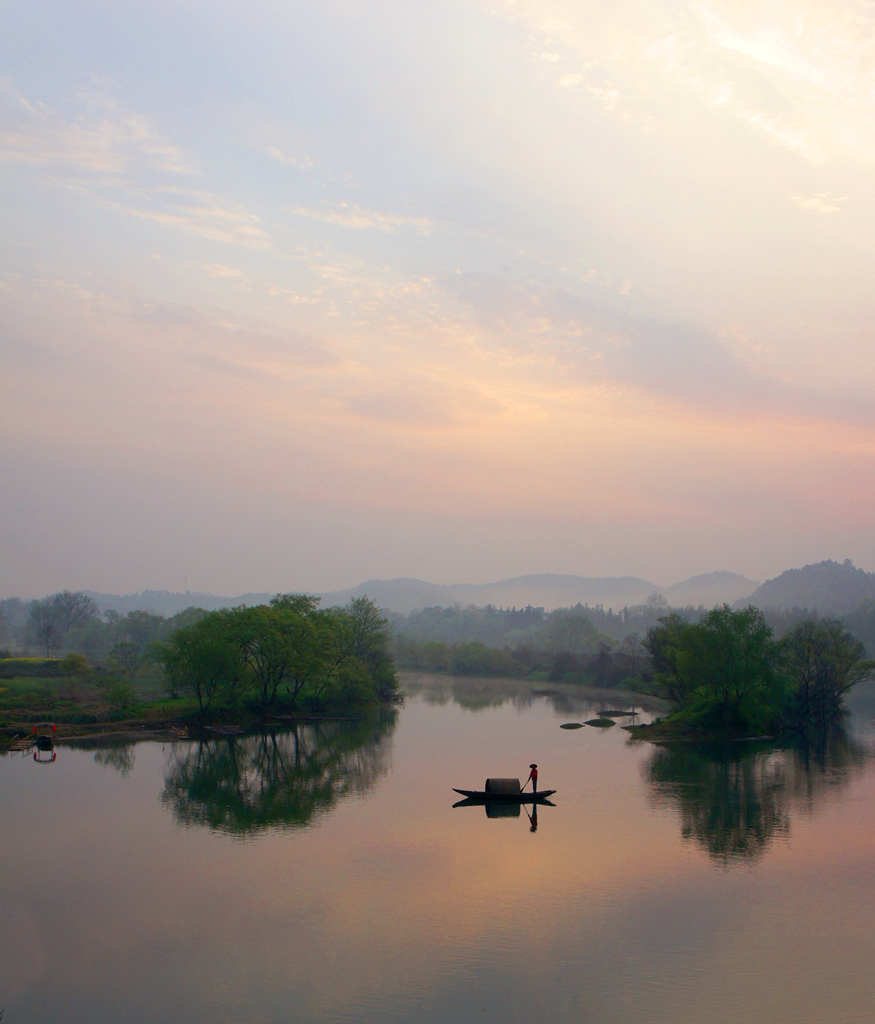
[484,778,522,795]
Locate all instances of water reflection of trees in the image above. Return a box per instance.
[408,673,532,710]
[92,744,136,776]
[644,725,869,865]
[68,737,137,776]
[404,672,661,717]
[161,712,396,835]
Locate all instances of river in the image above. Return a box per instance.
[1,672,874,1022]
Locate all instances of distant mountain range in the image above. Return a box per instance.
[743,559,875,614]
[320,571,761,613]
[80,569,761,617]
[60,560,874,618]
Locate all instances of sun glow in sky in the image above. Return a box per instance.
[2,0,874,596]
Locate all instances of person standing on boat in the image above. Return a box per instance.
[526,763,538,794]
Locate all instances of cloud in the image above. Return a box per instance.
[264,145,315,169]
[203,264,246,279]
[108,187,271,248]
[0,82,194,176]
[690,4,826,87]
[500,0,875,167]
[290,201,433,235]
[790,192,845,214]
[587,84,620,111]
[0,81,268,249]
[439,270,875,427]
[558,72,584,88]
[268,286,322,305]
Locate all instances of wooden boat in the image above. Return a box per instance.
[452,788,556,802]
[452,776,556,803]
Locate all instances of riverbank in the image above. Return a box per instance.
[0,698,400,752]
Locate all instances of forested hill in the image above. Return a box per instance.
[744,560,875,613]
[663,571,757,608]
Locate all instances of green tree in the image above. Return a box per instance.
[782,619,874,729]
[60,652,91,677]
[335,597,398,700]
[545,608,602,655]
[95,673,137,713]
[696,605,781,712]
[109,641,140,678]
[646,606,784,733]
[645,612,701,707]
[236,602,325,707]
[158,596,398,714]
[158,611,242,713]
[28,591,98,656]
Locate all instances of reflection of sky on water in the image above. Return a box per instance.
[0,674,873,1022]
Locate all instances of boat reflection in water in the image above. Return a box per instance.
[453,776,555,831]
[452,796,550,833]
[161,712,397,835]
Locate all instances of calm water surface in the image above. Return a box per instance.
[2,673,874,1023]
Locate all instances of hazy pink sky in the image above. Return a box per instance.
[2,0,874,597]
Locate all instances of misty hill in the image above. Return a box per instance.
[84,589,275,616]
[320,571,757,613]
[664,572,757,608]
[317,578,454,614]
[744,560,875,614]
[319,574,656,613]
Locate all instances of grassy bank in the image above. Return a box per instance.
[0,657,399,752]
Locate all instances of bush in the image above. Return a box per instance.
[60,653,90,676]
[96,674,137,713]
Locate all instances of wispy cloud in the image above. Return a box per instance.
[690,4,826,87]
[790,192,845,214]
[290,201,433,235]
[0,81,194,176]
[106,187,271,248]
[203,264,246,279]
[264,145,315,169]
[501,0,875,166]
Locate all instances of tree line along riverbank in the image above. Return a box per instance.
[2,592,872,748]
[0,595,399,749]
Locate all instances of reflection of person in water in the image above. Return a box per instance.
[526,802,539,833]
[526,762,538,793]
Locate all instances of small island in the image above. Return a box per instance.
[626,606,873,743]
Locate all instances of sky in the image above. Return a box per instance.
[2,0,874,598]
